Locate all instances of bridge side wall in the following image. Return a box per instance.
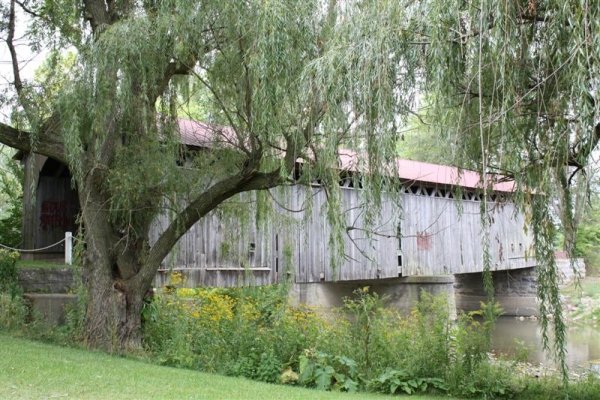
[151,184,534,287]
[401,193,535,276]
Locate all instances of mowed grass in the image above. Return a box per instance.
[16,259,71,270]
[0,335,453,400]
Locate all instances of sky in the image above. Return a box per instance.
[0,6,47,123]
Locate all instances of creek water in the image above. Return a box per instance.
[491,316,600,370]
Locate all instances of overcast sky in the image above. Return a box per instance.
[0,7,47,123]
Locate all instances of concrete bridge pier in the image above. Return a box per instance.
[454,268,539,317]
[289,275,456,319]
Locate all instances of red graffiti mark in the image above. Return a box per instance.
[40,200,70,230]
[416,231,431,250]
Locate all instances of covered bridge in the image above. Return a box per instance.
[151,156,534,285]
[19,119,538,313]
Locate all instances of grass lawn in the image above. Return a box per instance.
[0,335,454,400]
[16,259,71,270]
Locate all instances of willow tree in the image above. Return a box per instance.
[0,0,421,349]
[424,0,599,376]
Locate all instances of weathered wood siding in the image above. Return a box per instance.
[400,191,535,276]
[150,197,277,287]
[284,186,399,283]
[151,183,534,286]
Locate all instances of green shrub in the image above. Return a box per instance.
[367,368,448,395]
[0,155,22,248]
[298,350,359,392]
[405,291,452,378]
[447,361,518,399]
[0,292,27,331]
[142,286,325,381]
[0,250,27,332]
[444,303,513,398]
[0,249,20,298]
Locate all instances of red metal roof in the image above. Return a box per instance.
[395,158,514,192]
[177,118,237,148]
[337,148,514,192]
[177,118,515,192]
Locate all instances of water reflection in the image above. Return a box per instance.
[491,316,600,369]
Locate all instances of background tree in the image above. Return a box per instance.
[396,99,469,167]
[424,0,599,377]
[0,147,22,248]
[575,169,600,276]
[0,0,422,350]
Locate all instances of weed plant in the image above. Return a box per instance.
[142,286,530,397]
[0,250,27,331]
[0,249,20,298]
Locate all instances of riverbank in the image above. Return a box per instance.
[487,277,600,379]
[562,277,600,326]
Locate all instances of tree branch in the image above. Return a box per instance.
[154,61,195,103]
[142,167,283,284]
[567,122,600,169]
[14,0,42,19]
[7,0,37,122]
[83,0,111,35]
[0,120,66,163]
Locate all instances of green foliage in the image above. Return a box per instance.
[0,248,26,332]
[367,369,447,395]
[142,285,325,382]
[63,240,87,343]
[342,287,386,372]
[425,0,600,378]
[1,0,596,363]
[32,51,79,120]
[298,350,359,392]
[396,98,466,167]
[0,151,22,249]
[143,286,520,397]
[0,249,21,298]
[0,293,27,331]
[517,374,600,400]
[576,196,600,276]
[44,0,423,250]
[448,362,517,399]
[451,303,501,375]
[408,291,452,378]
[446,308,515,398]
[511,339,532,364]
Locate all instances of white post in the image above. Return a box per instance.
[65,231,73,265]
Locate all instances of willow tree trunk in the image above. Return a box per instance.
[82,254,152,351]
[79,180,156,351]
[82,252,148,351]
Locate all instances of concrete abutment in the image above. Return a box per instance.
[289,275,457,319]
